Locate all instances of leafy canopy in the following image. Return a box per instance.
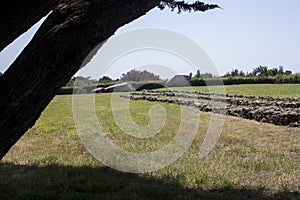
[159,0,220,13]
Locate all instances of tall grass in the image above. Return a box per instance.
[1,84,299,199]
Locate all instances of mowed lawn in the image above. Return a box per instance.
[1,84,299,199]
[171,84,300,98]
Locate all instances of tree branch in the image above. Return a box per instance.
[158,0,220,13]
[0,0,60,52]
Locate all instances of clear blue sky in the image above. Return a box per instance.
[1,0,300,79]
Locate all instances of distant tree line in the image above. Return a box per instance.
[64,69,161,88]
[63,66,299,93]
[223,66,293,77]
[189,65,299,86]
[61,69,163,94]
[65,76,98,87]
[189,70,216,79]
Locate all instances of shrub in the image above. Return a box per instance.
[132,81,166,91]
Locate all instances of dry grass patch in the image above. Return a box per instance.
[1,87,299,199]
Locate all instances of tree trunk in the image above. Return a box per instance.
[0,0,60,52]
[0,0,160,159]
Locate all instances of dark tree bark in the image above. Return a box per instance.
[0,0,60,52]
[0,0,160,159]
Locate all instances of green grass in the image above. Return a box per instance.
[170,84,300,97]
[1,84,300,199]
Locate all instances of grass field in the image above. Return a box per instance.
[170,84,300,98]
[1,84,300,199]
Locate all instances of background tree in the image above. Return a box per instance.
[99,76,113,84]
[0,0,219,159]
[285,70,292,75]
[194,69,201,78]
[120,69,161,82]
[278,66,284,75]
[231,69,239,77]
[201,72,213,78]
[267,68,278,76]
[65,76,98,87]
[238,70,245,77]
[253,66,268,76]
[192,70,214,78]
[223,66,293,77]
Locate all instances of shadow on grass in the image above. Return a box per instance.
[0,162,299,200]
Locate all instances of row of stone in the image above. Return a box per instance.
[130,91,300,109]
[120,94,300,127]
[228,106,300,127]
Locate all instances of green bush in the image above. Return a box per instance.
[132,81,166,91]
[190,75,300,86]
[275,74,300,84]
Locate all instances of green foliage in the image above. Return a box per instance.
[159,0,220,13]
[98,76,113,84]
[65,76,98,87]
[132,80,166,91]
[194,69,201,78]
[276,74,300,83]
[190,74,300,87]
[224,65,295,78]
[59,81,166,95]
[253,65,268,76]
[120,69,161,82]
[192,70,214,79]
[61,74,300,95]
[190,77,222,86]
